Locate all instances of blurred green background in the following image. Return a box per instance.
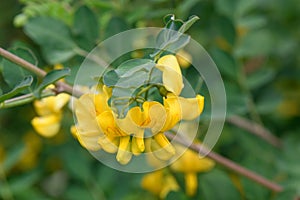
[0,0,300,199]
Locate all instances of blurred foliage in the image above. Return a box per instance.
[0,0,300,199]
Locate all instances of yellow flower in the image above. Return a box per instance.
[74,55,205,165]
[74,92,175,164]
[156,55,183,95]
[170,145,215,196]
[141,169,179,199]
[31,85,70,137]
[31,114,61,138]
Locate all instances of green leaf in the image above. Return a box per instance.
[178,15,200,33]
[210,48,237,79]
[103,59,160,116]
[73,6,99,51]
[151,15,198,58]
[24,17,77,64]
[103,70,119,87]
[0,76,33,102]
[104,16,129,38]
[166,19,184,31]
[103,59,156,88]
[199,169,242,200]
[1,48,37,93]
[163,14,175,24]
[34,68,70,98]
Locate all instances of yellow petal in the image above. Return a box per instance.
[153,133,175,155]
[97,111,127,137]
[52,93,70,112]
[116,108,144,137]
[157,55,183,95]
[160,173,179,198]
[170,145,215,172]
[98,135,119,153]
[126,102,166,134]
[33,97,55,116]
[146,102,167,134]
[185,172,198,196]
[131,137,143,155]
[70,125,78,139]
[93,93,110,115]
[76,134,102,151]
[151,136,175,161]
[34,93,70,116]
[54,64,64,69]
[162,94,181,131]
[178,94,204,120]
[31,114,61,137]
[141,170,179,199]
[75,94,100,132]
[141,170,164,196]
[116,136,132,165]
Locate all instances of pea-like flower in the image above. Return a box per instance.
[141,144,215,198]
[170,145,215,196]
[141,169,179,199]
[73,54,205,165]
[31,85,70,137]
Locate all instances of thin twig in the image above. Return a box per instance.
[0,47,82,98]
[165,132,283,193]
[227,115,282,148]
[0,47,46,78]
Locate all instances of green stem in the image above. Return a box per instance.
[0,90,55,109]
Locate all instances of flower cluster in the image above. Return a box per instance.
[31,85,70,137]
[73,55,204,164]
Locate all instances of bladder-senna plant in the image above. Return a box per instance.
[72,55,204,165]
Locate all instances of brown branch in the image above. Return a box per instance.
[165,132,283,193]
[0,47,82,98]
[227,115,282,148]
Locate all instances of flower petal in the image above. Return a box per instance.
[156,55,183,95]
[153,133,175,155]
[116,136,132,165]
[98,135,119,153]
[31,114,61,137]
[97,111,127,137]
[178,94,204,120]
